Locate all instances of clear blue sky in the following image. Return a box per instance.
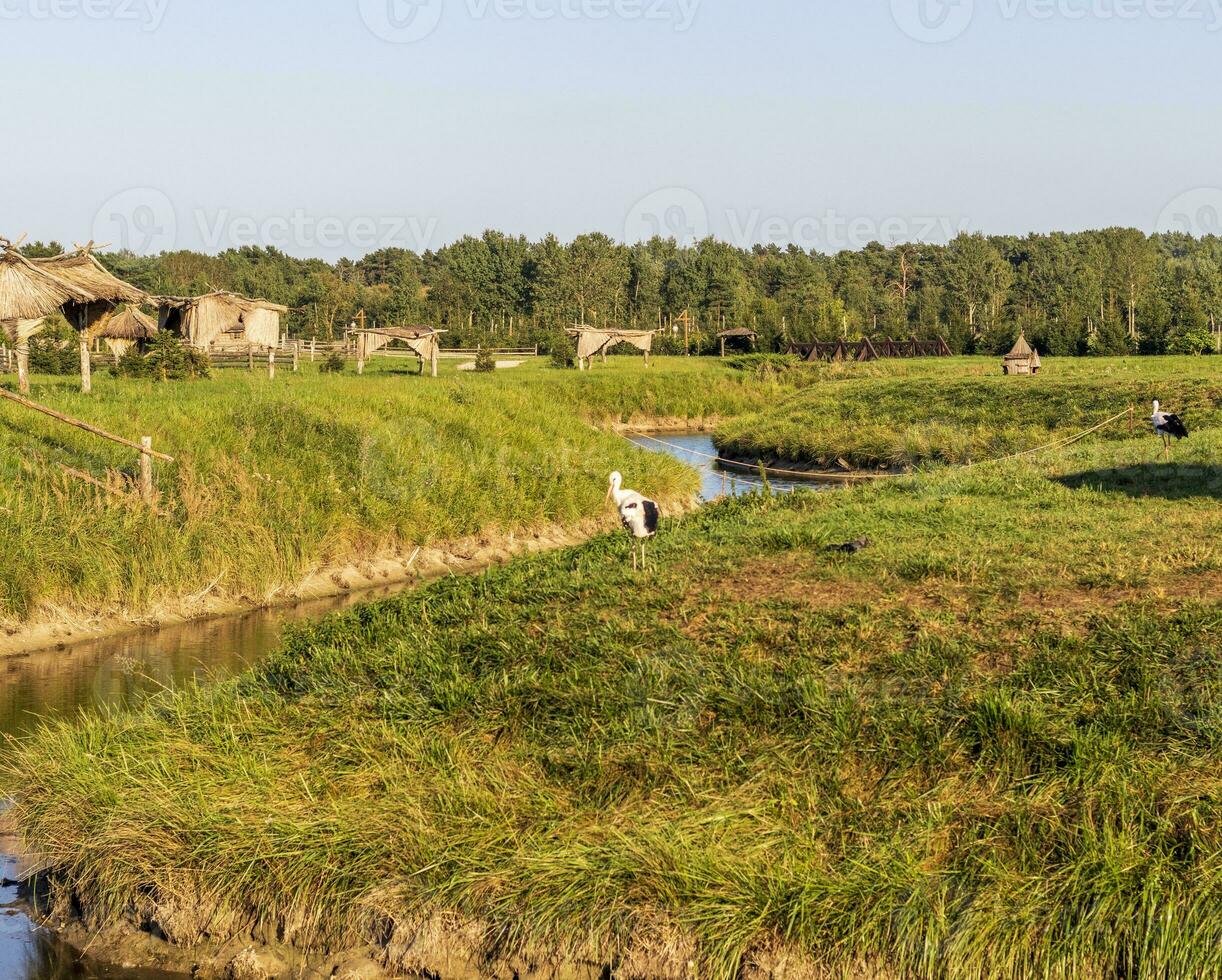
[3,0,1220,258]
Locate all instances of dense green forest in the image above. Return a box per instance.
[22,229,1222,356]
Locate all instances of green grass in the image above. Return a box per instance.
[714,356,1222,468]
[7,424,1220,977]
[0,357,780,623]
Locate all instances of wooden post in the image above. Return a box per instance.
[431,346,438,378]
[140,436,153,504]
[268,348,275,380]
[720,337,726,358]
[356,333,366,375]
[247,347,254,371]
[292,342,300,373]
[644,350,650,369]
[79,335,92,394]
[310,339,316,363]
[16,341,29,395]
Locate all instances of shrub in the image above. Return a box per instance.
[320,352,346,374]
[27,338,79,375]
[112,333,210,381]
[550,335,576,369]
[473,347,497,373]
[1166,328,1217,356]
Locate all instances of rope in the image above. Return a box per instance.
[626,432,888,481]
[627,405,1144,486]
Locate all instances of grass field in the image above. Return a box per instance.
[6,386,1220,977]
[0,357,790,626]
[715,355,1222,469]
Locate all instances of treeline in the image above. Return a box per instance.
[24,229,1222,355]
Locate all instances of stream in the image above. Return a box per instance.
[0,433,834,978]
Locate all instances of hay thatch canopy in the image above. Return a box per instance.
[356,326,444,341]
[717,326,758,339]
[157,291,289,315]
[33,249,148,306]
[95,306,157,341]
[0,242,91,321]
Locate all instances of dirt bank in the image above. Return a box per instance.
[0,495,699,662]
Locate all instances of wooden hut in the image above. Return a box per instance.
[566,326,658,370]
[1002,332,1041,375]
[351,325,446,377]
[157,292,288,350]
[93,306,157,360]
[0,238,92,394]
[717,326,758,357]
[33,246,149,393]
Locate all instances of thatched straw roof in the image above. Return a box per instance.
[717,326,758,339]
[354,325,445,340]
[0,242,92,321]
[94,306,157,341]
[156,291,288,314]
[33,249,148,305]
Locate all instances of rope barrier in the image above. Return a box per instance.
[626,404,1151,487]
[625,432,888,481]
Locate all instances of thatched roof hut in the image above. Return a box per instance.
[717,326,758,357]
[93,306,157,358]
[352,326,447,376]
[33,248,149,332]
[157,292,289,349]
[0,242,91,324]
[1003,331,1041,375]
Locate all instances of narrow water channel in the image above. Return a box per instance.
[0,433,830,978]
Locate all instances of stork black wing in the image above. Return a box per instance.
[642,500,660,536]
[1161,414,1190,440]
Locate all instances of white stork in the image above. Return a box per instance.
[607,472,660,572]
[1151,400,1190,460]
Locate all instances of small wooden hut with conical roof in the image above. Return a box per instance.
[1002,331,1042,375]
[94,306,157,360]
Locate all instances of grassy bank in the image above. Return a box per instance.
[8,429,1220,978]
[714,356,1222,468]
[0,358,782,628]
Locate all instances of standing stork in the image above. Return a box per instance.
[607,472,660,572]
[1151,400,1190,460]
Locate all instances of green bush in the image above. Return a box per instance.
[27,338,79,375]
[473,347,497,373]
[320,352,346,374]
[1166,328,1217,355]
[550,336,576,369]
[112,333,210,381]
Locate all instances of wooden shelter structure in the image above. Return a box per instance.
[157,292,288,350]
[32,246,149,394]
[566,326,658,370]
[1002,331,1041,375]
[93,306,157,361]
[876,336,953,358]
[717,326,758,358]
[0,237,92,394]
[786,338,881,363]
[352,326,446,377]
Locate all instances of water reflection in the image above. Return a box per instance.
[626,432,840,500]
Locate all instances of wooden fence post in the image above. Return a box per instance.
[247,347,254,372]
[268,348,276,381]
[431,346,439,378]
[292,342,300,373]
[140,437,153,504]
[310,339,316,363]
[79,335,92,395]
[16,341,29,395]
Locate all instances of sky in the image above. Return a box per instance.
[3,0,1221,259]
